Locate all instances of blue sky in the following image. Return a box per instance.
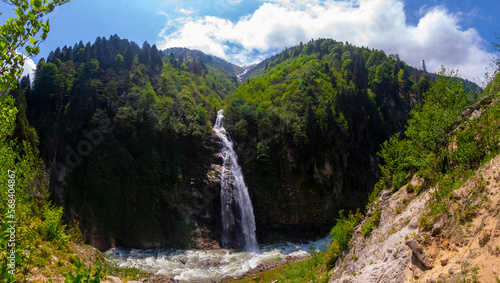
[1,0,499,83]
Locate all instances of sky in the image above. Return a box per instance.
[1,0,499,84]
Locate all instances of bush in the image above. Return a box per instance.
[326,210,361,270]
[361,208,381,237]
[406,182,414,193]
[63,260,105,283]
[414,185,424,195]
[368,178,386,207]
[392,171,406,192]
[43,205,70,248]
[419,215,432,230]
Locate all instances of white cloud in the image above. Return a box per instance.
[157,0,494,82]
[21,57,36,82]
[175,7,195,15]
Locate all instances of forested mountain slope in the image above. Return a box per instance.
[223,38,436,239]
[22,36,477,248]
[23,35,240,249]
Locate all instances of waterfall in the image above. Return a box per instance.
[213,109,259,252]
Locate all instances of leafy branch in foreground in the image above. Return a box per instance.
[0,0,70,92]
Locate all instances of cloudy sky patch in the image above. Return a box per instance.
[1,0,497,83]
[157,0,496,82]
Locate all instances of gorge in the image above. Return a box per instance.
[20,36,427,249]
[10,34,486,281]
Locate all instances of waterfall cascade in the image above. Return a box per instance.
[213,109,259,252]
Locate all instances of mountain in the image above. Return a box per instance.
[20,35,483,250]
[164,47,244,76]
[223,38,434,240]
[223,54,499,283]
[23,35,240,249]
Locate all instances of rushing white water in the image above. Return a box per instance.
[105,235,332,282]
[213,109,259,252]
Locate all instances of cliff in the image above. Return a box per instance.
[329,155,500,283]
[328,77,500,282]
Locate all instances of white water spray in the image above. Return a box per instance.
[105,235,332,282]
[213,109,259,252]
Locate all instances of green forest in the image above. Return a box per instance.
[14,35,445,248]
[20,35,244,249]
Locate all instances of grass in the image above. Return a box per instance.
[233,210,361,283]
[232,251,331,283]
[103,256,152,281]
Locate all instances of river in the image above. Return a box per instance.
[104,235,331,282]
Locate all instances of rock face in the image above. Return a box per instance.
[330,154,500,283]
[43,130,225,250]
[251,152,381,242]
[329,180,431,283]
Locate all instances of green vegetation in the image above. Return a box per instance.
[234,251,331,283]
[21,35,240,248]
[376,63,500,233]
[325,210,361,269]
[63,260,104,283]
[224,38,431,238]
[360,207,381,237]
[0,1,89,281]
[0,81,103,282]
[3,6,495,278]
[378,68,477,193]
[234,210,361,283]
[0,0,70,91]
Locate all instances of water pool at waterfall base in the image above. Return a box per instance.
[104,235,332,282]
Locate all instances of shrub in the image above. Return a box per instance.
[361,208,381,237]
[419,215,432,230]
[368,178,386,208]
[392,171,406,192]
[63,260,105,283]
[414,185,424,195]
[43,205,70,248]
[406,182,414,193]
[325,210,361,270]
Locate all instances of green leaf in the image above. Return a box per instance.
[34,0,42,8]
[29,36,37,45]
[15,8,23,16]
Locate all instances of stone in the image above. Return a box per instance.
[429,277,437,283]
[449,267,456,275]
[431,224,441,236]
[104,276,123,283]
[493,268,497,274]
[413,268,423,278]
[440,258,448,266]
[453,190,461,199]
[408,218,419,229]
[406,240,434,269]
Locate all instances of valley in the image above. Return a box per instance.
[2,29,500,282]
